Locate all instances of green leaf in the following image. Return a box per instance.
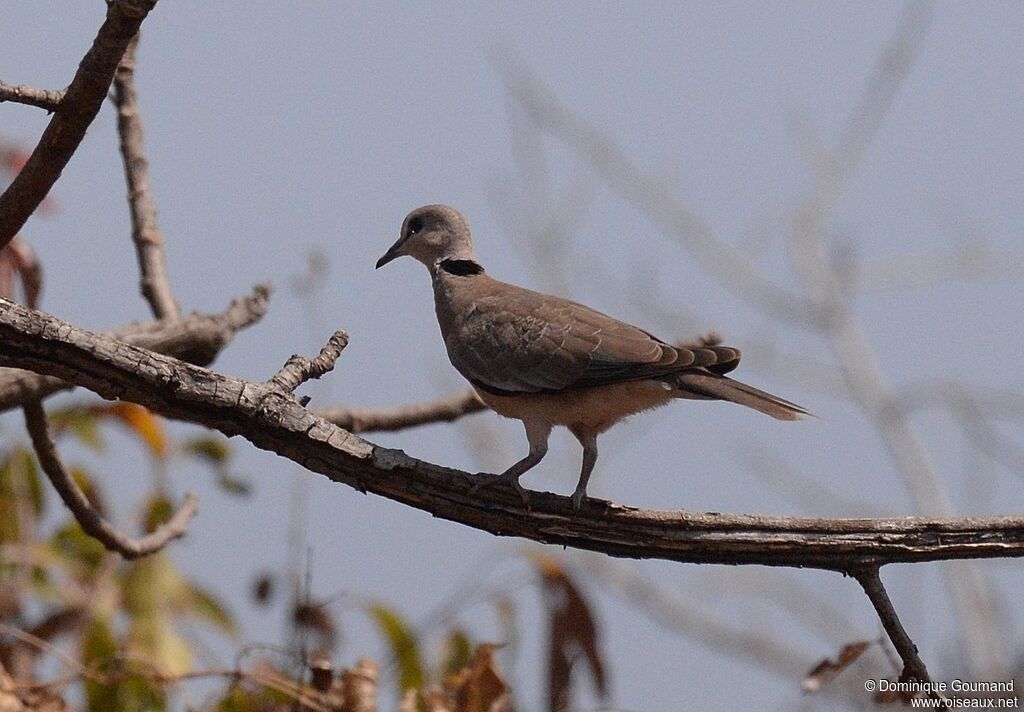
[71,466,107,518]
[368,603,425,696]
[182,436,231,463]
[442,629,473,677]
[49,407,106,452]
[0,449,46,544]
[142,494,175,533]
[183,436,252,496]
[50,521,107,572]
[182,582,237,636]
[215,471,252,496]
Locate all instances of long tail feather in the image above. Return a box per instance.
[673,373,812,421]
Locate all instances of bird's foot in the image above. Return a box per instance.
[470,472,531,507]
[570,487,588,513]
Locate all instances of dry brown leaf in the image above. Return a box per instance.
[802,640,871,693]
[0,236,42,308]
[531,554,606,712]
[449,644,509,712]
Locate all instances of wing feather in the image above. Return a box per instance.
[444,282,740,395]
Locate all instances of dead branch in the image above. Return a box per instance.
[23,398,198,559]
[0,0,160,248]
[853,566,949,706]
[267,331,349,395]
[0,81,64,112]
[0,283,269,413]
[316,389,485,433]
[112,35,179,320]
[492,49,811,326]
[3,298,1024,571]
[579,556,814,680]
[0,623,339,712]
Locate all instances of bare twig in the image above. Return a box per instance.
[267,330,349,395]
[0,623,97,682]
[0,283,270,413]
[852,566,949,706]
[492,49,812,326]
[856,244,1024,292]
[23,398,197,559]
[786,3,1003,676]
[112,35,179,320]
[4,299,1024,570]
[0,235,42,308]
[580,557,814,680]
[0,81,64,112]
[1,622,339,711]
[0,0,160,248]
[316,389,485,433]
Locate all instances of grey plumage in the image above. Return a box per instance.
[377,205,809,510]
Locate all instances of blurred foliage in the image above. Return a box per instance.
[1,398,607,711]
[0,401,241,712]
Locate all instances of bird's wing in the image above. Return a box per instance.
[445,283,740,395]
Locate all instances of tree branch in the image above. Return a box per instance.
[0,283,269,414]
[3,297,1024,570]
[0,81,64,112]
[112,35,179,320]
[852,566,949,705]
[23,398,197,559]
[267,331,349,395]
[0,0,160,248]
[315,389,485,433]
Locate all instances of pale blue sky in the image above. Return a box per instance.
[4,2,1024,709]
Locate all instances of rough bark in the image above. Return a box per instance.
[0,284,268,413]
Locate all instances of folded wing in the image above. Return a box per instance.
[446,283,740,396]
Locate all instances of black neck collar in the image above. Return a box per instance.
[437,258,485,276]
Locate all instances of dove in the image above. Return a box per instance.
[376,205,809,510]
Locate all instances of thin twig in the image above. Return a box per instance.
[786,2,1003,676]
[580,557,814,680]
[23,398,198,559]
[112,35,179,320]
[1,622,338,711]
[267,330,349,395]
[0,81,64,112]
[0,0,160,248]
[0,623,98,682]
[492,48,812,326]
[852,566,949,706]
[316,389,485,433]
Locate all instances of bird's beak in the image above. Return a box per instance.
[375,238,405,269]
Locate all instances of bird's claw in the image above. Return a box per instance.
[570,488,587,513]
[470,473,531,507]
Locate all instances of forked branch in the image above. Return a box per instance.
[23,398,197,559]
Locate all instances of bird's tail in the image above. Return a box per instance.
[672,372,812,421]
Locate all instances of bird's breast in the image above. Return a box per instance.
[475,380,675,436]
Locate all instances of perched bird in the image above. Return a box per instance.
[376,205,809,510]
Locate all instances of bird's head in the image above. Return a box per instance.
[376,205,478,272]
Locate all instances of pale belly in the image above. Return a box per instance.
[475,380,677,436]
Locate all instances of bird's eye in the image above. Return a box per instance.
[407,217,423,237]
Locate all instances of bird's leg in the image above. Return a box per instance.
[571,435,599,512]
[471,420,551,505]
